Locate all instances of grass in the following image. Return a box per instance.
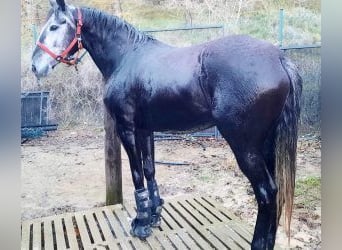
[237,10,278,43]
[121,1,184,29]
[295,176,321,210]
[199,174,212,183]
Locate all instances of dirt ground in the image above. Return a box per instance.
[21,126,321,249]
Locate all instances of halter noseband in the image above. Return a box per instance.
[37,8,83,66]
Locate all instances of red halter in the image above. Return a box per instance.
[37,8,83,66]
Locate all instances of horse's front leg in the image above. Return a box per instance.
[137,130,164,227]
[116,124,152,239]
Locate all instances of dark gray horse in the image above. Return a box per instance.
[31,0,302,249]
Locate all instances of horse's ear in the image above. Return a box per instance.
[49,0,66,11]
[56,0,66,11]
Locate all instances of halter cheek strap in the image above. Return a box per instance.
[37,8,83,66]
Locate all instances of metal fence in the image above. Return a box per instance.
[282,46,321,132]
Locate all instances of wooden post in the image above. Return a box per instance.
[104,108,123,205]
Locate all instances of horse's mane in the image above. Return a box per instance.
[81,7,155,46]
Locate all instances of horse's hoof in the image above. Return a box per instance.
[150,198,164,227]
[150,215,162,227]
[130,221,152,240]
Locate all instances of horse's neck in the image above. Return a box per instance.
[80,8,149,80]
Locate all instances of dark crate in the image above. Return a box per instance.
[21,91,50,127]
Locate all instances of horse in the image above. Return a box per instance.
[31,0,302,249]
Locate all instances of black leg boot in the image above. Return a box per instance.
[147,180,164,227]
[130,188,152,239]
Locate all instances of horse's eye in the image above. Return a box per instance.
[50,25,59,31]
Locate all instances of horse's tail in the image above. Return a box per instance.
[275,56,302,238]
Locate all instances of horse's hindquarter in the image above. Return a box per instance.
[203,36,291,128]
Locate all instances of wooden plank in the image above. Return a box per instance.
[200,197,273,249]
[103,206,127,238]
[145,235,163,249]
[159,216,173,231]
[54,216,67,249]
[170,201,228,249]
[170,201,203,228]
[192,197,230,223]
[21,221,31,250]
[226,220,253,243]
[186,198,221,224]
[202,197,243,222]
[176,229,199,249]
[208,224,243,249]
[83,211,104,244]
[63,216,79,250]
[154,233,175,249]
[196,197,254,243]
[42,219,54,250]
[221,224,251,249]
[129,239,151,250]
[177,199,212,226]
[74,212,93,248]
[160,207,182,232]
[94,210,117,244]
[163,202,212,249]
[95,209,132,249]
[217,210,254,235]
[165,232,188,249]
[196,196,254,236]
[32,221,41,250]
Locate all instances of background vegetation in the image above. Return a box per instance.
[21,0,321,131]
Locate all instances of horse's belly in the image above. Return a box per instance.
[146,95,214,133]
[150,112,214,133]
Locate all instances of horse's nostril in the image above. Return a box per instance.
[32,64,37,73]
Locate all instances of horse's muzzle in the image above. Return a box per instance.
[31,62,50,79]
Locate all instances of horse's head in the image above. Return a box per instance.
[31,0,80,79]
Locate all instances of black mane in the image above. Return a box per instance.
[81,7,155,46]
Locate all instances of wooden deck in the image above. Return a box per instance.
[21,196,257,250]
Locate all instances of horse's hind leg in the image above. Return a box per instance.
[217,122,278,249]
[137,130,164,227]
